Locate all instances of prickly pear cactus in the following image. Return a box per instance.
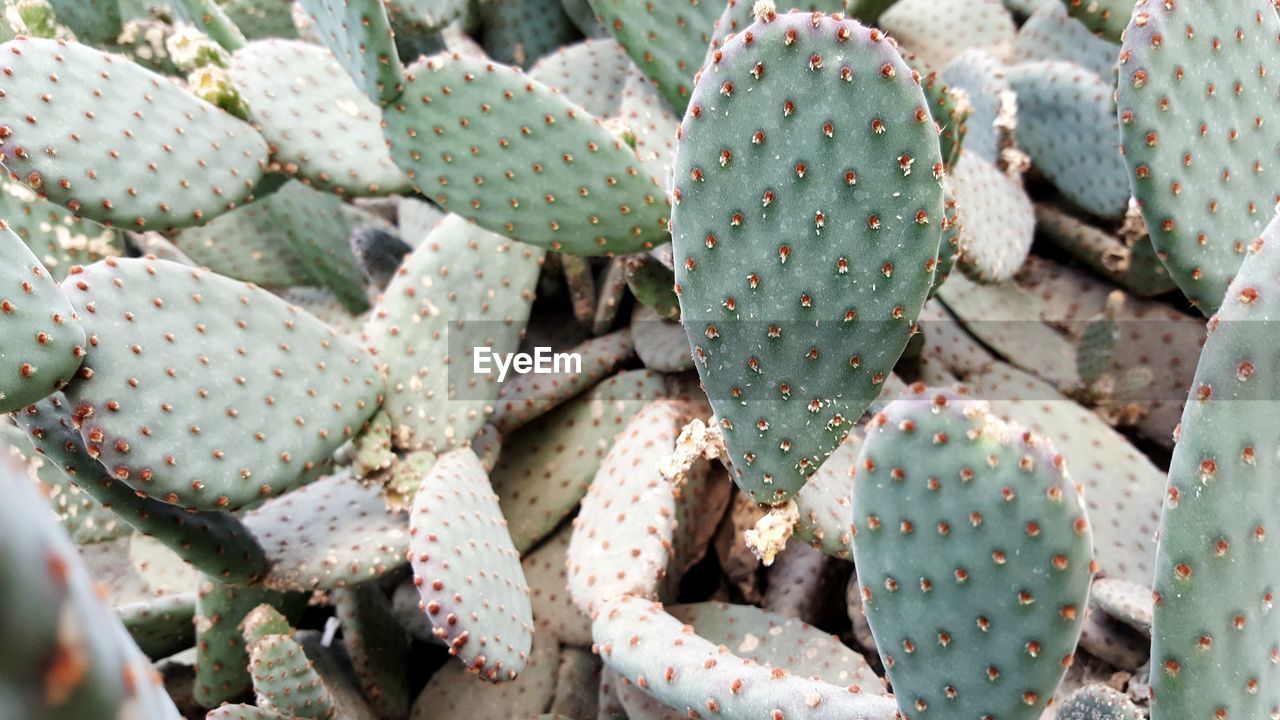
[0,37,270,229]
[296,0,404,104]
[853,388,1094,720]
[383,53,670,255]
[61,257,384,510]
[1150,215,1280,720]
[674,9,945,505]
[0,225,85,413]
[1117,0,1280,314]
[588,0,721,111]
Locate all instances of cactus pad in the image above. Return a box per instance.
[1006,60,1129,218]
[878,0,1016,71]
[1062,0,1131,43]
[522,523,592,647]
[1014,1,1118,80]
[587,0,721,111]
[852,389,1094,720]
[950,152,1035,284]
[363,214,543,452]
[409,447,534,681]
[593,595,901,720]
[1150,216,1280,720]
[61,257,383,511]
[1056,685,1143,720]
[229,40,410,196]
[0,225,85,413]
[528,37,633,119]
[244,472,410,591]
[673,10,945,505]
[296,0,404,105]
[383,53,670,255]
[0,37,270,230]
[1117,0,1280,313]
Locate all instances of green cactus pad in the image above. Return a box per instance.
[1117,0,1280,314]
[13,393,272,583]
[194,579,305,706]
[879,0,1017,71]
[0,37,270,230]
[296,0,404,105]
[409,447,534,681]
[221,0,299,39]
[631,304,693,371]
[206,704,301,719]
[247,628,338,718]
[0,225,85,413]
[384,53,670,255]
[625,248,680,320]
[1014,1,1118,80]
[61,257,383,511]
[1034,203,1177,298]
[363,214,543,452]
[1061,0,1130,43]
[593,595,901,720]
[1056,685,1143,720]
[1091,577,1152,637]
[1150,218,1280,720]
[117,592,197,660]
[46,0,121,43]
[673,10,945,505]
[408,635,560,718]
[477,0,580,68]
[852,388,1094,720]
[0,449,183,719]
[490,329,635,434]
[1006,60,1129,218]
[0,179,120,279]
[229,40,410,196]
[593,256,628,333]
[950,151,1034,284]
[528,37,632,120]
[243,472,409,591]
[523,523,592,647]
[587,0,720,111]
[493,368,668,552]
[566,400,710,613]
[940,49,1012,166]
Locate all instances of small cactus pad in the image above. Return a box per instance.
[1006,60,1129,219]
[631,304,693,372]
[0,38,270,229]
[0,449,183,719]
[116,592,198,661]
[296,0,405,105]
[363,214,543,452]
[1151,216,1280,720]
[593,595,901,720]
[1061,0,1131,43]
[492,368,668,552]
[1056,685,1143,720]
[13,393,271,583]
[793,431,861,559]
[245,615,339,719]
[243,471,410,591]
[878,0,1017,70]
[852,389,1094,720]
[0,224,85,412]
[587,0,721,111]
[206,704,299,719]
[1117,0,1280,314]
[194,579,305,707]
[61,257,383,511]
[939,49,1012,166]
[228,40,410,196]
[1034,203,1177,298]
[1014,1,1119,80]
[383,54,670,255]
[566,400,708,613]
[1091,577,1152,637]
[673,10,945,505]
[409,447,534,681]
[47,0,122,44]
[950,151,1035,284]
